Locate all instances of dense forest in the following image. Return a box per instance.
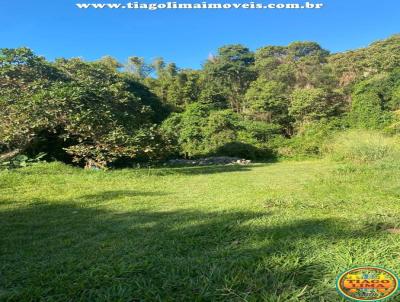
[1,34,400,168]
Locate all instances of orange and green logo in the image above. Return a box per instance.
[336,266,399,301]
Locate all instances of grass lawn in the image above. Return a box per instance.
[1,159,400,301]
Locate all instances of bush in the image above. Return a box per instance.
[271,118,347,158]
[323,130,400,163]
[160,106,279,160]
[238,120,282,144]
[0,152,46,170]
[349,89,391,129]
[348,72,400,130]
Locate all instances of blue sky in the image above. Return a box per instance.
[1,0,399,68]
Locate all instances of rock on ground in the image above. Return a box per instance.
[166,157,251,166]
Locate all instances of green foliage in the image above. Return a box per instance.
[203,45,256,112]
[329,34,400,86]
[238,120,282,144]
[349,74,398,129]
[0,152,46,170]
[244,79,289,125]
[145,63,201,110]
[289,88,343,124]
[203,110,241,150]
[323,130,400,163]
[4,36,400,301]
[0,48,165,167]
[177,104,210,157]
[197,78,228,109]
[97,56,123,71]
[350,90,387,129]
[255,42,333,89]
[2,35,400,165]
[160,106,277,159]
[126,56,153,79]
[273,118,348,158]
[161,104,210,157]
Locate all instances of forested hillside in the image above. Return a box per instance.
[1,35,400,167]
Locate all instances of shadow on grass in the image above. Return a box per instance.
[77,190,170,202]
[0,198,374,301]
[2,162,257,177]
[149,164,256,176]
[0,191,169,206]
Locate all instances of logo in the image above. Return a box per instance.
[336,266,399,301]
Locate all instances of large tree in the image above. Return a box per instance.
[0,48,165,167]
[203,45,256,113]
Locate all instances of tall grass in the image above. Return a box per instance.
[323,130,400,163]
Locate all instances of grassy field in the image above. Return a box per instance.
[1,159,400,301]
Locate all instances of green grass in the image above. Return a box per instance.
[323,130,400,163]
[1,159,400,301]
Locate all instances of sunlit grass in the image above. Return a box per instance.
[1,159,400,301]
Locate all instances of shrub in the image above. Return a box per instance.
[0,152,46,170]
[349,89,391,129]
[176,104,211,157]
[348,72,400,130]
[238,120,282,144]
[271,118,347,158]
[160,106,279,160]
[323,130,400,163]
[203,110,242,152]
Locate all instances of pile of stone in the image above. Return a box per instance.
[167,156,251,166]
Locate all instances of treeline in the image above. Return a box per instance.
[1,35,400,167]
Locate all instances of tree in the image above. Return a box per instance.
[198,76,228,109]
[203,110,241,151]
[166,69,201,108]
[172,103,210,157]
[203,45,256,113]
[329,34,400,86]
[289,88,343,124]
[144,59,182,108]
[2,35,400,164]
[152,57,166,77]
[126,56,153,79]
[244,79,289,125]
[98,56,123,71]
[0,48,165,167]
[255,42,333,89]
[0,47,64,153]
